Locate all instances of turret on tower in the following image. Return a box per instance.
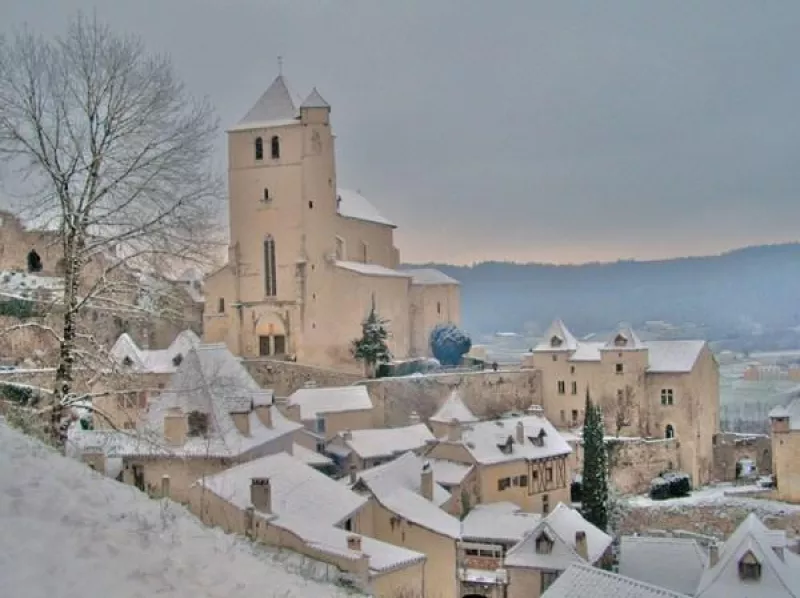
[300,88,330,125]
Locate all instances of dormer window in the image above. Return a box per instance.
[535,533,553,554]
[529,429,547,447]
[122,355,133,367]
[254,137,263,161]
[271,136,280,159]
[172,353,183,367]
[614,334,627,347]
[497,435,514,454]
[738,552,761,581]
[187,410,209,437]
[550,335,563,348]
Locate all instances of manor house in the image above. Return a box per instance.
[203,74,460,370]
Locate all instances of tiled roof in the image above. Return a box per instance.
[453,412,572,465]
[429,390,479,424]
[287,385,374,420]
[337,423,435,460]
[461,502,541,543]
[199,452,366,527]
[619,536,708,596]
[399,268,460,286]
[236,74,298,127]
[541,563,692,598]
[335,261,410,278]
[336,188,395,227]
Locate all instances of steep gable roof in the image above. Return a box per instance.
[542,563,692,598]
[429,389,479,424]
[109,330,201,374]
[604,326,645,350]
[300,87,330,109]
[461,502,542,543]
[287,385,373,420]
[770,397,800,429]
[534,319,579,352]
[237,74,298,127]
[619,536,709,595]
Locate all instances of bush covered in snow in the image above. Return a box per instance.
[649,472,692,500]
[429,323,472,367]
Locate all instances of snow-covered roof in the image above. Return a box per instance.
[645,341,707,373]
[399,268,460,286]
[335,423,435,460]
[695,513,800,598]
[336,188,395,227]
[619,536,708,596]
[287,385,374,420]
[451,412,572,465]
[768,399,800,427]
[348,452,461,539]
[335,261,410,278]
[461,502,541,543]
[300,87,330,109]
[0,270,63,301]
[0,421,360,598]
[291,443,334,467]
[430,389,479,424]
[122,344,300,458]
[235,74,299,129]
[426,458,472,487]
[604,326,645,350]
[199,452,366,527]
[541,563,692,598]
[505,503,611,570]
[534,319,579,352]
[110,330,201,374]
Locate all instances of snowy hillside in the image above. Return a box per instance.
[0,421,360,598]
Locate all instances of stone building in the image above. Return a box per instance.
[524,320,719,487]
[769,398,800,502]
[202,74,460,370]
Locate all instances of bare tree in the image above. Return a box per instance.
[0,14,222,443]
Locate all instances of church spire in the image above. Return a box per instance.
[238,73,297,125]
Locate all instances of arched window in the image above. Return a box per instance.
[264,235,277,296]
[254,137,263,161]
[217,297,225,313]
[263,188,270,203]
[271,136,280,159]
[665,424,675,439]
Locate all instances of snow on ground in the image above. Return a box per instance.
[625,482,800,515]
[0,420,360,598]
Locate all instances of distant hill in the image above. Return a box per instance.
[405,243,800,343]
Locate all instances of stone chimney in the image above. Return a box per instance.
[161,474,171,499]
[575,531,588,561]
[347,535,362,552]
[163,406,188,446]
[342,429,353,441]
[421,461,434,502]
[708,543,719,567]
[254,403,273,428]
[447,418,462,441]
[516,421,525,444]
[250,477,271,513]
[349,463,358,484]
[409,411,421,425]
[230,410,251,436]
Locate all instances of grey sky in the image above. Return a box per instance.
[3,1,800,265]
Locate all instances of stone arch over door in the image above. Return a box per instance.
[254,311,288,357]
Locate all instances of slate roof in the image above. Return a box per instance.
[336,423,435,460]
[287,385,374,420]
[619,536,709,595]
[541,563,692,598]
[460,502,541,543]
[336,188,395,227]
[429,390,479,424]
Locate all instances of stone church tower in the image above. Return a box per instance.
[204,74,460,371]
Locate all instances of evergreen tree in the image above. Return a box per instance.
[351,296,392,377]
[581,389,609,531]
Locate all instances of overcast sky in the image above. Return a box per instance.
[3,1,800,265]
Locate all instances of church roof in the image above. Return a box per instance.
[336,188,395,227]
[301,87,330,109]
[236,75,298,128]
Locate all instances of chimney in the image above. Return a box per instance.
[161,474,171,498]
[254,403,273,428]
[409,410,421,425]
[421,461,434,501]
[343,429,353,441]
[349,463,358,484]
[708,543,719,567]
[516,421,525,444]
[250,477,271,513]
[347,535,362,552]
[163,406,188,446]
[575,531,588,561]
[447,418,462,441]
[230,410,251,436]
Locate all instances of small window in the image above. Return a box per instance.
[308,201,313,209]
[263,188,270,202]
[271,135,280,159]
[571,409,578,423]
[546,467,553,482]
[343,518,352,531]
[557,381,566,395]
[571,381,577,395]
[172,353,183,367]
[437,301,441,315]
[532,470,539,480]
[552,354,558,362]
[254,137,263,161]
[218,297,225,313]
[498,477,511,491]
[738,559,761,581]
[519,474,528,487]
[665,424,675,439]
[616,363,624,374]
[316,416,326,434]
[122,355,133,367]
[570,365,575,374]
[542,493,550,514]
[661,388,674,406]
[560,409,565,423]
[188,411,209,437]
[27,249,43,273]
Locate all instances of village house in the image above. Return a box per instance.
[540,563,692,598]
[618,536,709,596]
[188,452,426,597]
[284,385,375,450]
[422,407,573,514]
[202,73,460,371]
[428,389,480,438]
[769,397,800,502]
[503,502,612,598]
[524,320,719,488]
[325,421,436,472]
[346,452,462,598]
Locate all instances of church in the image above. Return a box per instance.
[204,74,460,370]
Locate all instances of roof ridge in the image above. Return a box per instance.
[566,562,690,596]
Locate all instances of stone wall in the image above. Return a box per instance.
[712,432,772,482]
[363,368,542,428]
[244,359,362,396]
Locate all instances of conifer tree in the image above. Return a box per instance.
[351,296,391,377]
[581,389,609,531]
